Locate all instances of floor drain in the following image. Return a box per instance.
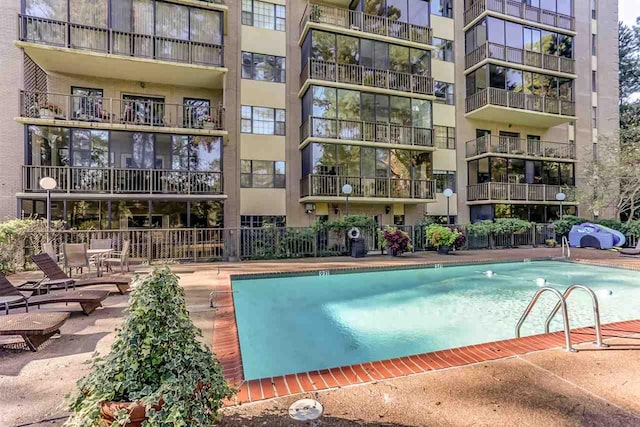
[288,398,323,422]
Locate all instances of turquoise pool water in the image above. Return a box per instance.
[232,261,640,380]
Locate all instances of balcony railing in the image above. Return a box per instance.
[465,42,575,74]
[300,3,432,46]
[20,91,224,131]
[464,0,574,31]
[302,59,434,95]
[18,15,224,67]
[301,174,435,200]
[466,88,575,116]
[300,116,433,147]
[23,165,223,194]
[467,182,575,202]
[466,135,576,160]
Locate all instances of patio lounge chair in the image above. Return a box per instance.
[620,239,640,257]
[0,275,109,315]
[25,253,131,295]
[0,312,70,351]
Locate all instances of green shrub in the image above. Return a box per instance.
[491,218,532,234]
[426,224,461,248]
[316,215,375,233]
[65,268,234,427]
[623,220,640,237]
[0,218,64,274]
[592,218,625,232]
[552,215,586,235]
[465,220,494,236]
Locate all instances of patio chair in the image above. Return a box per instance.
[620,239,640,257]
[90,238,112,250]
[0,312,70,351]
[24,253,130,295]
[0,274,109,316]
[63,243,94,276]
[104,240,131,273]
[42,242,59,262]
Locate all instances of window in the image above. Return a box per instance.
[430,0,453,18]
[434,126,455,149]
[241,106,285,135]
[242,52,286,82]
[591,34,597,56]
[241,160,286,188]
[242,0,285,31]
[240,215,286,228]
[434,170,456,192]
[592,106,598,128]
[592,70,597,92]
[433,38,454,62]
[591,0,596,19]
[434,81,455,105]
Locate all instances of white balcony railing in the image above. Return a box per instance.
[466,135,576,160]
[466,88,575,116]
[467,182,575,202]
[301,174,436,200]
[464,0,574,31]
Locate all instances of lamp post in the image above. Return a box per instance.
[342,184,353,216]
[39,177,57,240]
[443,188,453,225]
[555,192,566,220]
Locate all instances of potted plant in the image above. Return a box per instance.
[426,224,461,255]
[380,226,413,256]
[449,226,466,251]
[64,268,234,427]
[39,102,63,118]
[198,114,217,130]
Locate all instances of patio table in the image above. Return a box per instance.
[87,249,114,277]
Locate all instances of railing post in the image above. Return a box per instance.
[110,167,114,194]
[193,228,197,262]
[66,166,71,193]
[147,230,153,264]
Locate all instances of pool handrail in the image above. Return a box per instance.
[543,284,608,348]
[515,286,575,352]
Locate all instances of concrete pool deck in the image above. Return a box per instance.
[1,247,640,426]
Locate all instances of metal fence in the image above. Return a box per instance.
[20,224,639,265]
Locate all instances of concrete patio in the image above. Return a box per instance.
[1,248,639,426]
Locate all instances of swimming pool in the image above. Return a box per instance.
[232,261,640,380]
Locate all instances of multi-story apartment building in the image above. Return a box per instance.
[0,0,618,229]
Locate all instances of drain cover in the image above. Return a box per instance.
[288,399,323,422]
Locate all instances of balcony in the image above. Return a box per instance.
[467,182,576,204]
[464,0,574,32]
[466,135,576,160]
[23,165,223,196]
[301,59,434,97]
[301,174,436,203]
[465,88,576,127]
[300,117,434,150]
[299,3,432,48]
[465,43,575,75]
[19,91,225,134]
[17,15,226,88]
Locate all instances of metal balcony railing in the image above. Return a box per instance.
[20,91,224,131]
[300,116,433,147]
[465,42,575,74]
[301,174,436,200]
[300,3,432,45]
[23,165,223,194]
[466,182,576,202]
[465,88,575,116]
[18,15,224,67]
[466,135,576,160]
[302,59,434,95]
[464,0,574,31]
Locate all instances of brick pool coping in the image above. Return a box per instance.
[211,253,640,405]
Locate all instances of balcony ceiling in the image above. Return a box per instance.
[465,105,576,128]
[17,42,227,89]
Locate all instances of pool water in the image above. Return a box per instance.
[232,261,640,380]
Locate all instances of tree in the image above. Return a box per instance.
[619,21,640,104]
[578,135,640,222]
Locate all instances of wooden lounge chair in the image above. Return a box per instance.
[0,312,70,351]
[620,239,640,257]
[0,275,109,315]
[26,253,130,295]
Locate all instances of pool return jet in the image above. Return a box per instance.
[515,284,609,352]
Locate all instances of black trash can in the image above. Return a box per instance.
[350,237,366,258]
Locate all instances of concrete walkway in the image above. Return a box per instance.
[1,248,639,426]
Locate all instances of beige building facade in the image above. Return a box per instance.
[0,0,619,229]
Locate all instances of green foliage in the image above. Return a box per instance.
[592,219,625,232]
[65,268,234,427]
[247,227,316,260]
[426,224,461,248]
[0,218,64,274]
[552,215,586,235]
[465,220,494,237]
[491,218,532,234]
[316,215,375,233]
[545,239,558,248]
[623,220,640,237]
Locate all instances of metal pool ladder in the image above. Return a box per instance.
[515,285,608,352]
[561,236,571,259]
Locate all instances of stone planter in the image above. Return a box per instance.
[100,400,164,427]
[436,246,451,255]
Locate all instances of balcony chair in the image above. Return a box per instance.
[103,240,131,273]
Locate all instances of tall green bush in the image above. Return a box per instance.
[552,215,586,235]
[0,218,64,274]
[491,218,532,234]
[315,215,375,232]
[465,220,494,236]
[65,268,234,426]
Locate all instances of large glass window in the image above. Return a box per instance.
[241,160,286,188]
[242,52,286,82]
[434,170,456,192]
[28,126,70,166]
[433,37,454,62]
[430,0,453,18]
[242,0,285,31]
[71,129,108,167]
[241,106,285,135]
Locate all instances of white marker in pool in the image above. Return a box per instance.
[535,278,547,287]
[485,270,495,277]
[598,289,613,297]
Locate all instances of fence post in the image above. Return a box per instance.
[147,230,152,264]
[193,228,197,262]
